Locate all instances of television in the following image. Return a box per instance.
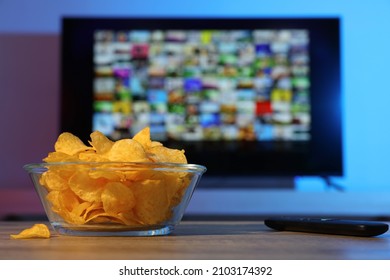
[61,17,342,186]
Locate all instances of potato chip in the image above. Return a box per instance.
[148,146,187,164]
[61,211,86,225]
[149,141,163,148]
[46,189,89,225]
[133,127,163,150]
[115,211,140,226]
[82,202,103,219]
[43,151,79,163]
[88,168,124,181]
[164,173,188,207]
[132,179,170,224]
[132,126,152,149]
[89,131,114,154]
[47,189,78,212]
[10,224,51,239]
[78,150,107,162]
[84,209,138,225]
[68,171,106,202]
[56,201,93,225]
[101,182,136,214]
[84,209,111,223]
[73,201,93,217]
[87,215,112,224]
[54,132,91,156]
[122,169,161,182]
[39,171,69,191]
[107,139,149,162]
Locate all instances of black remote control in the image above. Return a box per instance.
[264,217,389,237]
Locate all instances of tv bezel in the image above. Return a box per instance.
[60,17,343,177]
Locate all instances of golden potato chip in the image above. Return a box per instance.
[149,141,163,148]
[88,216,112,224]
[46,189,88,225]
[115,211,140,225]
[73,201,93,217]
[84,209,111,223]
[148,146,187,164]
[43,151,79,163]
[88,168,124,181]
[122,170,158,182]
[78,150,107,162]
[107,139,149,162]
[133,127,164,162]
[46,190,64,213]
[46,189,78,212]
[56,201,93,225]
[39,171,69,191]
[61,211,86,225]
[68,171,106,202]
[54,132,91,156]
[132,126,152,149]
[132,179,170,225]
[82,202,103,219]
[10,224,51,239]
[89,131,114,154]
[55,201,92,225]
[133,127,163,150]
[101,182,136,214]
[163,173,188,207]
[83,209,137,225]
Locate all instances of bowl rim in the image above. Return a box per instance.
[23,161,207,174]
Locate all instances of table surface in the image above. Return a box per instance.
[1,221,390,260]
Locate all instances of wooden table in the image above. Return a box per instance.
[1,221,390,260]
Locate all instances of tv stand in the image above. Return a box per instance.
[321,176,345,192]
[198,176,295,189]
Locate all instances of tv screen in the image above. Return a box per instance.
[61,17,342,178]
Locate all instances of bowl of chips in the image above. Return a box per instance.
[24,128,206,236]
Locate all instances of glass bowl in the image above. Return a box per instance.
[24,162,206,236]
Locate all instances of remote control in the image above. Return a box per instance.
[264,217,389,237]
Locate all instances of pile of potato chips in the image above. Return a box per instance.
[39,127,191,227]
